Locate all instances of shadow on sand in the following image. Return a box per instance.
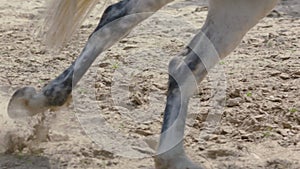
[0,153,65,169]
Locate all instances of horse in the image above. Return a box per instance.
[7,0,279,168]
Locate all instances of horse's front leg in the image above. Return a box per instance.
[155,0,278,168]
[7,0,173,118]
[154,41,210,169]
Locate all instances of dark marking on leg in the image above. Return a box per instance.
[91,0,131,37]
[161,75,181,133]
[161,47,206,133]
[41,64,74,106]
[156,48,207,169]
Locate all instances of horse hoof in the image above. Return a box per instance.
[155,154,204,169]
[7,87,47,119]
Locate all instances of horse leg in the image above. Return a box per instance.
[154,0,278,168]
[8,0,174,118]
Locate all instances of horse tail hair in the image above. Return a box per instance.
[42,0,100,49]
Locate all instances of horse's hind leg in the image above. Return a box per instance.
[8,0,174,118]
[155,0,277,168]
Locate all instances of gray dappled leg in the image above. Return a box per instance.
[7,0,173,118]
[155,0,278,168]
[155,46,209,169]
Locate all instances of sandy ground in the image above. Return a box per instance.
[0,0,299,169]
